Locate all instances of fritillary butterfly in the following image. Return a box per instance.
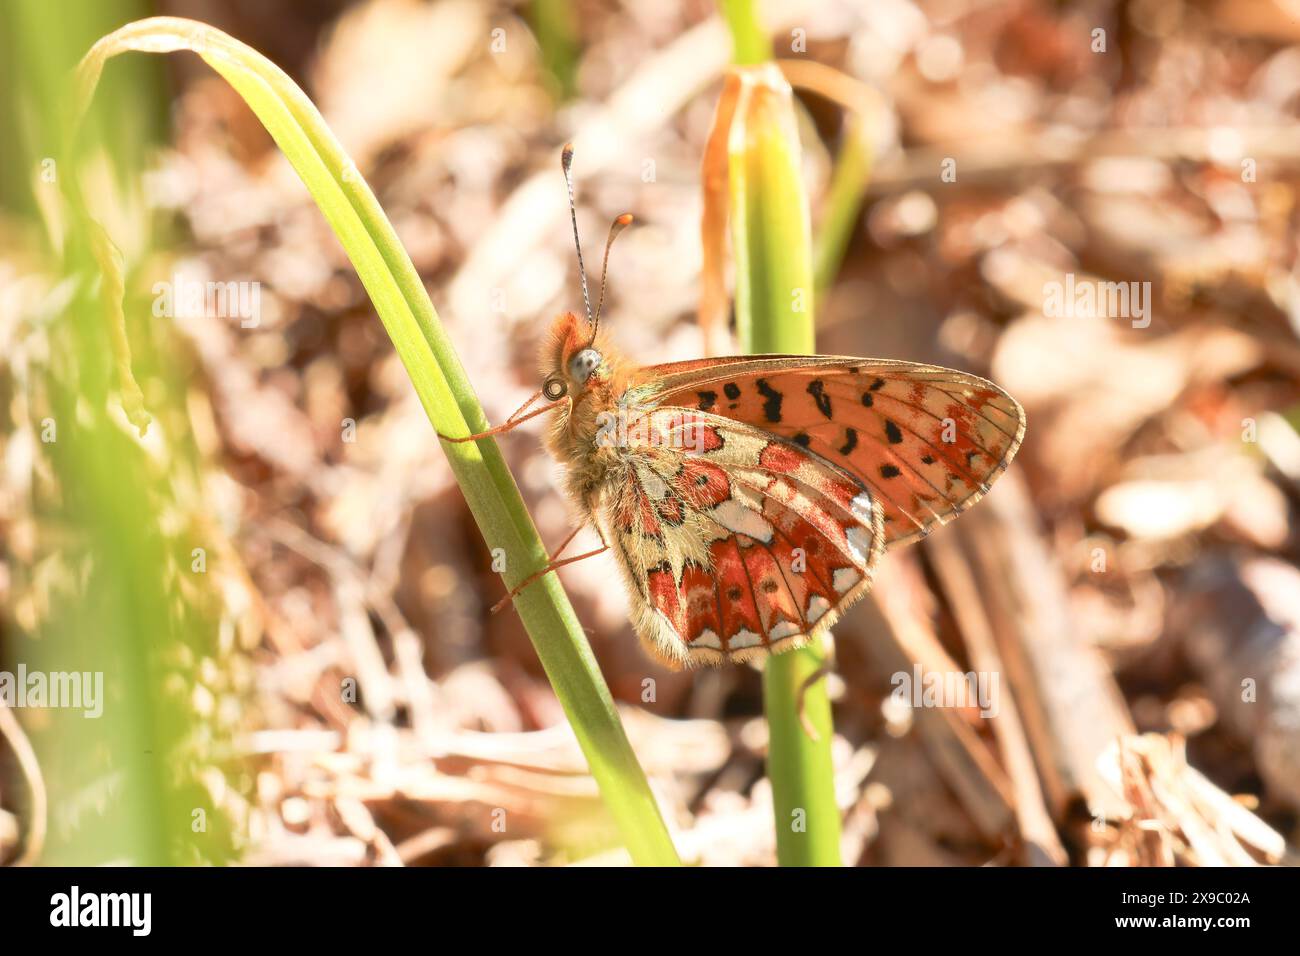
[445,146,1026,669]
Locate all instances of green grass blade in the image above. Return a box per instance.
[528,0,580,101]
[721,0,773,66]
[723,5,844,867]
[71,16,679,866]
[4,0,241,865]
[814,115,872,296]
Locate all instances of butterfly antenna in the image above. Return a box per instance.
[560,143,593,327]
[592,213,633,340]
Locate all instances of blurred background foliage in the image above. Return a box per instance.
[1,0,248,865]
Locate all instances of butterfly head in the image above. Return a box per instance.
[543,144,632,404]
[541,312,607,401]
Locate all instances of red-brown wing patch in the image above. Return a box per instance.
[612,408,883,667]
[645,358,1025,548]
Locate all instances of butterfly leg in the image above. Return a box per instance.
[437,390,565,444]
[795,660,834,741]
[489,524,610,614]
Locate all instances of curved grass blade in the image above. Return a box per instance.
[69,16,680,866]
[720,2,844,866]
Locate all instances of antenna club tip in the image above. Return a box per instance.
[615,213,634,226]
[561,142,575,167]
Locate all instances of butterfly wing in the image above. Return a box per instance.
[603,406,884,668]
[632,355,1025,548]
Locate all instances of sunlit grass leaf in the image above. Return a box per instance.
[69,15,679,866]
[702,12,844,861]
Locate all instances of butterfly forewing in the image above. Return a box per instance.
[639,356,1026,548]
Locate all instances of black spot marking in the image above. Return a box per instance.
[839,428,858,456]
[880,464,901,479]
[870,377,887,391]
[806,379,832,418]
[696,390,717,411]
[727,586,744,601]
[860,392,874,408]
[723,382,741,400]
[656,497,686,526]
[756,378,783,423]
[792,432,812,447]
[884,420,904,444]
[761,579,780,594]
[920,454,936,465]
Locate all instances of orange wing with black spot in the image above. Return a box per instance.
[600,356,1023,667]
[638,355,1026,548]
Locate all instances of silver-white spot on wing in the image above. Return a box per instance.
[770,620,801,640]
[845,525,872,564]
[710,498,774,544]
[692,629,722,650]
[832,567,861,594]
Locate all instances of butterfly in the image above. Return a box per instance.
[443,145,1026,669]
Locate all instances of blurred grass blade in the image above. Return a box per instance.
[3,0,240,866]
[727,65,816,353]
[528,0,579,101]
[813,115,872,296]
[776,59,882,295]
[721,0,773,66]
[698,71,741,355]
[701,56,879,349]
[722,55,843,863]
[69,16,680,866]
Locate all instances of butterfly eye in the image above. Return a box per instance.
[542,376,568,401]
[568,348,602,384]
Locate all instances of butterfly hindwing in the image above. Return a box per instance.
[638,356,1026,548]
[603,406,884,667]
